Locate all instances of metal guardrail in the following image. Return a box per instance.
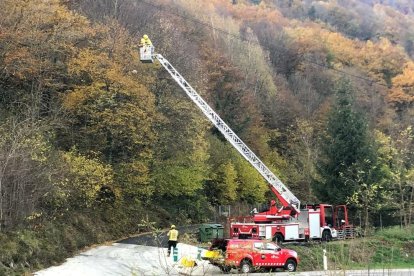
[337,226,355,239]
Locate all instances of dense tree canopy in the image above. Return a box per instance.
[314,80,372,203]
[0,2,413,272]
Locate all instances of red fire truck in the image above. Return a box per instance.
[141,46,354,244]
[230,202,353,242]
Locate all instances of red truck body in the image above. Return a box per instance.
[230,204,354,242]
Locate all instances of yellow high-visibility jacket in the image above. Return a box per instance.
[140,37,152,46]
[168,229,179,241]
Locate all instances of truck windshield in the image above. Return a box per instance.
[265,242,279,251]
[254,242,264,250]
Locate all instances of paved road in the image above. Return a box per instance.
[118,224,200,247]
[118,227,414,275]
[195,268,414,275]
[36,226,414,276]
[254,269,414,276]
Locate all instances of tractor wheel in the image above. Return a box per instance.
[273,233,284,244]
[321,230,332,242]
[240,260,253,273]
[284,259,297,272]
[220,265,231,273]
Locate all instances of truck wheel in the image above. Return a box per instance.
[284,259,297,272]
[240,260,252,273]
[220,265,231,273]
[322,230,332,242]
[273,233,284,244]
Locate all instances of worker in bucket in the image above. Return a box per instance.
[139,34,152,47]
[167,224,179,257]
[139,34,154,61]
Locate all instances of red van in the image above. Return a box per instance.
[205,239,299,273]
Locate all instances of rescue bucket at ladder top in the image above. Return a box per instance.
[140,46,154,63]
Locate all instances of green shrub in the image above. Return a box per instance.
[376,225,414,242]
[289,227,414,272]
[0,201,156,274]
[0,232,19,265]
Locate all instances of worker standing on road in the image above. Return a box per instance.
[167,225,179,257]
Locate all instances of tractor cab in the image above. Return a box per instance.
[140,45,154,63]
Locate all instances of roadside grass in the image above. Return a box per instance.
[171,225,414,272]
[0,203,162,275]
[289,225,414,271]
[2,218,412,275]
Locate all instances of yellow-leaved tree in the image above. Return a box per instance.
[389,61,414,109]
[59,151,116,208]
[62,20,158,202]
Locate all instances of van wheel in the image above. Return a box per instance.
[240,260,252,273]
[220,265,231,273]
[284,259,297,272]
[321,230,332,242]
[273,233,284,244]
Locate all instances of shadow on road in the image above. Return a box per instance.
[117,225,200,247]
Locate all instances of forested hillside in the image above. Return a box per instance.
[0,0,413,273]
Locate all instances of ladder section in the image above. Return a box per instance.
[155,54,300,214]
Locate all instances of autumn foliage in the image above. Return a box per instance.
[0,0,413,273]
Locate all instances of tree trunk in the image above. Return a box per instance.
[399,181,406,227]
[380,213,382,230]
[364,206,369,236]
[114,0,119,18]
[409,184,414,226]
[0,179,3,231]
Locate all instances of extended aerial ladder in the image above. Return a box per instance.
[140,45,300,218]
[141,44,354,241]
